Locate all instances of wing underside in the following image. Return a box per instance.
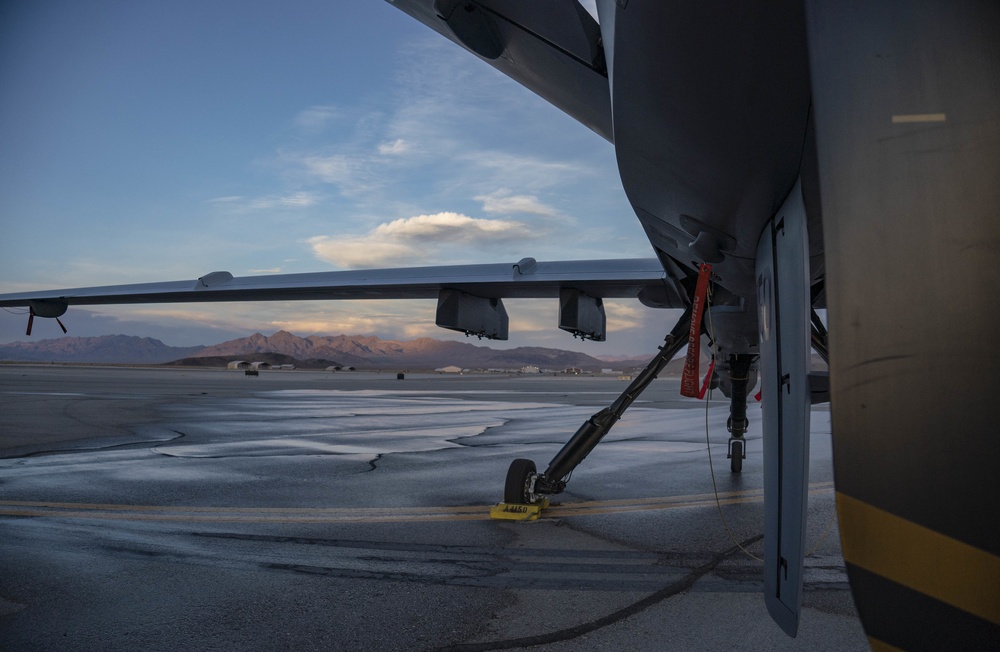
[0,258,677,307]
[0,258,682,341]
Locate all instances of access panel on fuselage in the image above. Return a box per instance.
[756,180,812,638]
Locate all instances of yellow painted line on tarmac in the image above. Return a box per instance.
[552,495,763,517]
[549,483,833,517]
[0,509,492,524]
[891,112,946,123]
[867,637,905,652]
[838,492,1000,626]
[0,500,486,514]
[0,482,834,524]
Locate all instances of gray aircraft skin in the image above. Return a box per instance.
[1,1,997,646]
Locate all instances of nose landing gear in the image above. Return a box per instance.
[722,353,756,473]
[496,306,693,508]
[503,458,538,505]
[728,436,745,473]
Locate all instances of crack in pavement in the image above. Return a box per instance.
[364,453,383,472]
[432,534,765,651]
[1,429,187,459]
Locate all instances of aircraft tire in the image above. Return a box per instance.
[503,458,537,505]
[730,440,743,473]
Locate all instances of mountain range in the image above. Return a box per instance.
[0,331,648,371]
[186,331,614,370]
[0,335,204,364]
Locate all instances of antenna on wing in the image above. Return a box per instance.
[26,301,69,336]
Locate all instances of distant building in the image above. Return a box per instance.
[564,367,583,375]
[520,365,541,374]
[278,364,295,370]
[227,361,250,370]
[325,366,342,372]
[251,361,271,370]
[436,365,463,373]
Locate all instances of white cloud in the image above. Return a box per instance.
[604,300,648,332]
[467,151,592,189]
[280,151,378,198]
[373,212,533,243]
[294,105,341,133]
[256,192,319,209]
[309,212,541,268]
[266,301,437,338]
[208,192,320,211]
[249,268,282,274]
[96,303,431,342]
[475,188,560,217]
[309,236,418,268]
[295,154,359,185]
[247,37,613,241]
[378,139,409,155]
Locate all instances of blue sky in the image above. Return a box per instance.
[0,1,675,356]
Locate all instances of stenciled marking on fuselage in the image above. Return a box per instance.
[0,482,834,524]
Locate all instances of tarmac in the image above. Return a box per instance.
[0,365,868,651]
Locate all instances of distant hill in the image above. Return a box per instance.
[0,331,787,374]
[164,353,342,370]
[595,353,653,366]
[0,335,204,364]
[191,331,612,371]
[0,331,622,371]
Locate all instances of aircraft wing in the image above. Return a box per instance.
[388,0,613,141]
[0,258,677,306]
[0,258,683,341]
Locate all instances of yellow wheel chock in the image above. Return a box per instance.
[489,498,550,521]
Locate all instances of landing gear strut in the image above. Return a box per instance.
[502,306,693,504]
[724,354,756,473]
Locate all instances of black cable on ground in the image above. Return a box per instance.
[433,534,764,652]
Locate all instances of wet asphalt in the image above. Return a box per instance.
[0,365,867,651]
